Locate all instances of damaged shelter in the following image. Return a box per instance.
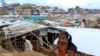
[0,19,13,35]
[2,21,62,52]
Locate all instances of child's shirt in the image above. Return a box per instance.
[58,42,68,56]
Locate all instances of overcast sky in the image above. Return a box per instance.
[2,0,100,10]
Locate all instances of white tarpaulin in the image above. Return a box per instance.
[0,20,12,27]
[57,26,100,56]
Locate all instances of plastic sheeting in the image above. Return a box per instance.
[56,26,100,56]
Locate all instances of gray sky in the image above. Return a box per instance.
[1,0,100,10]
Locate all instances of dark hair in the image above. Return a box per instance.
[83,19,86,22]
[68,35,72,45]
[67,34,77,52]
[59,31,77,52]
[59,31,72,43]
[59,31,70,39]
[68,42,77,52]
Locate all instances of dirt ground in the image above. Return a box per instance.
[0,35,5,43]
[0,46,47,56]
[0,35,56,56]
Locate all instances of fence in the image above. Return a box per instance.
[12,40,40,52]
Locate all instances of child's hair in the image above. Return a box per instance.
[59,31,72,43]
[68,42,77,52]
[59,31,77,52]
[60,31,70,38]
[68,35,72,45]
[67,34,77,52]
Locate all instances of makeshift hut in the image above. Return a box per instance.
[2,22,62,53]
[2,21,96,56]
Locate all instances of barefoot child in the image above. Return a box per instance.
[41,31,70,56]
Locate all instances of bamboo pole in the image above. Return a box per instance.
[4,32,8,39]
[45,29,53,46]
[30,31,51,48]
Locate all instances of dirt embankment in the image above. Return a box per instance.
[0,46,47,56]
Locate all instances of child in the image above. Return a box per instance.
[67,42,77,56]
[41,31,70,56]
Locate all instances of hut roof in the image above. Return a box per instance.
[2,20,47,38]
[0,19,12,27]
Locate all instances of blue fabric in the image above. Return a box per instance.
[7,7,14,11]
[24,15,46,21]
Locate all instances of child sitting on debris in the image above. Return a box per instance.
[41,31,71,56]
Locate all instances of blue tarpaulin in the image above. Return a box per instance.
[7,7,14,11]
[23,15,46,21]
